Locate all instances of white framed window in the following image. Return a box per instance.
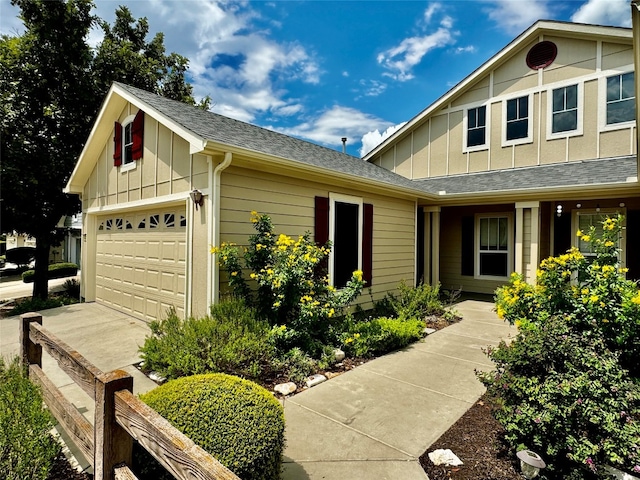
[463,104,489,152]
[547,83,583,139]
[329,193,363,288]
[475,213,512,280]
[503,94,532,146]
[120,114,137,172]
[572,209,626,266]
[605,72,635,126]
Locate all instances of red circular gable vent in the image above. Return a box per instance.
[526,41,557,70]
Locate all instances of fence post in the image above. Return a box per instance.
[20,312,42,374]
[94,370,134,480]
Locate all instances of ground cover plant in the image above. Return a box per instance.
[0,357,60,480]
[479,215,640,479]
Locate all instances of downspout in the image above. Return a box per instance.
[632,0,640,181]
[209,152,233,306]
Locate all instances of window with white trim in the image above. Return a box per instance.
[505,95,530,142]
[551,84,578,134]
[122,121,134,165]
[329,194,362,288]
[466,105,487,148]
[574,210,625,264]
[476,214,512,279]
[606,72,635,125]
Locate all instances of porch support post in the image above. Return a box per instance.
[424,206,441,285]
[515,201,540,284]
[423,210,431,284]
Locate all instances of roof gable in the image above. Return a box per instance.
[363,20,632,162]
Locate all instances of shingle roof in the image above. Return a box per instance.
[411,156,638,195]
[116,83,638,199]
[115,83,422,193]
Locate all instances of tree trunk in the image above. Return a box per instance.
[32,238,50,300]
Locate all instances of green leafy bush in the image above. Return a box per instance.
[341,316,424,358]
[0,357,60,480]
[62,278,81,298]
[481,215,640,478]
[212,211,364,354]
[22,262,78,283]
[389,280,447,319]
[271,347,316,384]
[139,299,274,380]
[9,296,66,316]
[137,373,285,480]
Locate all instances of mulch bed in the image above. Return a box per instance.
[419,395,524,480]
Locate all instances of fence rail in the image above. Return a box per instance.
[20,312,240,480]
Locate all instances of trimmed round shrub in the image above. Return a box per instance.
[138,373,285,480]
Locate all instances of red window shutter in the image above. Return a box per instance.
[362,203,373,286]
[113,121,122,166]
[315,196,330,279]
[132,110,144,160]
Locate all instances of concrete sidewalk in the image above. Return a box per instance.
[282,300,514,479]
[0,272,82,301]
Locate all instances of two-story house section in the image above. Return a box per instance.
[365,20,640,295]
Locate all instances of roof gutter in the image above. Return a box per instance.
[632,0,640,180]
[209,151,233,306]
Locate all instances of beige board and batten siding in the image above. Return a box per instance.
[373,37,634,180]
[216,166,416,309]
[82,103,208,210]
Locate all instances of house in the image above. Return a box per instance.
[64,83,426,321]
[364,20,640,295]
[66,20,640,322]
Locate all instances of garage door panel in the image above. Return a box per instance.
[96,207,186,322]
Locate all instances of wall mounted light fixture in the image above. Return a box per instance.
[556,204,563,217]
[190,189,204,210]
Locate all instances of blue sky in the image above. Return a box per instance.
[0,0,633,157]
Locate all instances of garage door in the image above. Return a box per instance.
[96,208,187,321]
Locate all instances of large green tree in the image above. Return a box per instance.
[0,0,201,299]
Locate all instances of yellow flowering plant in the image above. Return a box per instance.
[484,214,640,477]
[212,212,365,355]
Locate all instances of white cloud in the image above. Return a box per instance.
[571,0,631,27]
[423,3,442,24]
[357,79,387,98]
[359,122,408,157]
[455,45,477,54]
[483,0,551,35]
[274,106,392,149]
[378,27,454,81]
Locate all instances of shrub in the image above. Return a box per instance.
[0,357,60,480]
[62,278,81,298]
[341,316,425,358]
[9,296,65,316]
[389,280,447,319]
[22,262,78,283]
[481,214,640,477]
[211,211,364,354]
[139,299,274,380]
[271,347,316,384]
[137,373,285,480]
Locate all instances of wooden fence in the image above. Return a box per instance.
[20,312,241,480]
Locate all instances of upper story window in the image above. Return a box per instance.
[606,72,635,125]
[466,105,487,149]
[504,95,531,145]
[552,84,578,133]
[113,109,144,169]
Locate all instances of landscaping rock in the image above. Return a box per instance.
[428,448,463,466]
[333,348,345,362]
[274,382,297,396]
[149,371,167,384]
[306,373,327,388]
[423,327,437,335]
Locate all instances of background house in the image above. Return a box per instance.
[365,20,640,295]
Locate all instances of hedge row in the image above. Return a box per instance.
[22,263,78,283]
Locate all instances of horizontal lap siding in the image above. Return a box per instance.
[218,166,415,308]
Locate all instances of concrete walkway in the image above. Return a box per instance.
[0,300,514,479]
[0,272,82,301]
[282,300,515,479]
